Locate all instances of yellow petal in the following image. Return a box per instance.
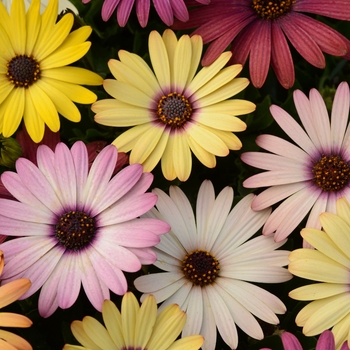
[41,66,102,85]
[118,50,160,94]
[102,300,124,349]
[94,108,150,127]
[202,99,256,116]
[195,77,249,108]
[29,82,60,132]
[336,197,350,228]
[2,88,25,138]
[187,136,216,168]
[23,88,45,142]
[59,26,92,50]
[25,0,41,54]
[186,51,233,95]
[173,34,192,92]
[149,30,170,89]
[112,124,152,152]
[201,125,243,149]
[289,283,350,301]
[167,336,204,350]
[10,0,26,53]
[37,78,81,123]
[162,29,177,83]
[41,42,91,69]
[161,135,176,180]
[71,320,102,350]
[197,112,247,131]
[121,292,139,346]
[173,130,192,181]
[186,35,203,86]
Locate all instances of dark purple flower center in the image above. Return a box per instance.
[312,154,350,192]
[252,0,295,19]
[7,54,40,88]
[55,211,96,251]
[157,92,192,128]
[182,250,220,286]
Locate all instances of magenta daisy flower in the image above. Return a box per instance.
[83,0,210,27]
[173,0,350,88]
[241,81,350,244]
[0,141,170,317]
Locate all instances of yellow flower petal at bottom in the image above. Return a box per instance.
[113,124,153,153]
[23,90,45,143]
[0,329,32,350]
[70,320,102,350]
[147,304,186,350]
[333,312,350,349]
[38,79,81,122]
[0,313,32,327]
[167,335,204,350]
[130,124,165,165]
[289,283,350,301]
[121,292,139,346]
[1,88,24,138]
[161,136,176,181]
[201,124,243,149]
[173,131,192,181]
[142,129,170,173]
[102,300,124,349]
[187,136,216,168]
[336,197,350,228]
[135,294,157,349]
[302,292,350,336]
[0,278,31,308]
[82,317,116,350]
[28,83,60,132]
[41,67,103,85]
[186,122,229,156]
[320,212,350,260]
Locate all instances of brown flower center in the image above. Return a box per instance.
[252,0,295,19]
[55,211,96,250]
[182,250,220,286]
[312,155,350,192]
[7,55,40,88]
[157,92,192,128]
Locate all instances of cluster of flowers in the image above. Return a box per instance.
[0,0,349,349]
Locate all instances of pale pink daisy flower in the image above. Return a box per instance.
[173,0,350,88]
[0,141,170,317]
[241,81,350,244]
[134,180,291,350]
[82,0,210,27]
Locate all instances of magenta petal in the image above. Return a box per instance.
[271,22,294,89]
[249,19,271,88]
[169,0,188,22]
[279,14,325,68]
[280,332,303,350]
[316,330,335,350]
[116,0,135,27]
[153,0,173,25]
[294,0,350,20]
[101,0,121,21]
[135,0,150,27]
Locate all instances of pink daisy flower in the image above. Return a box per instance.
[0,141,170,317]
[173,0,350,88]
[83,0,210,27]
[241,81,350,244]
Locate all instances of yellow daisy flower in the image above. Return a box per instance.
[63,292,204,350]
[93,29,255,181]
[0,250,32,350]
[289,197,350,349]
[0,0,103,142]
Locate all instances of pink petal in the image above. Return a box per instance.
[135,0,150,27]
[116,0,135,27]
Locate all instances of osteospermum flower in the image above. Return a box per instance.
[83,0,210,27]
[241,82,350,244]
[93,29,255,181]
[63,292,204,350]
[0,141,170,317]
[173,0,350,88]
[289,197,350,349]
[134,180,291,350]
[1,0,78,14]
[0,250,32,350]
[0,0,103,142]
[260,330,350,350]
